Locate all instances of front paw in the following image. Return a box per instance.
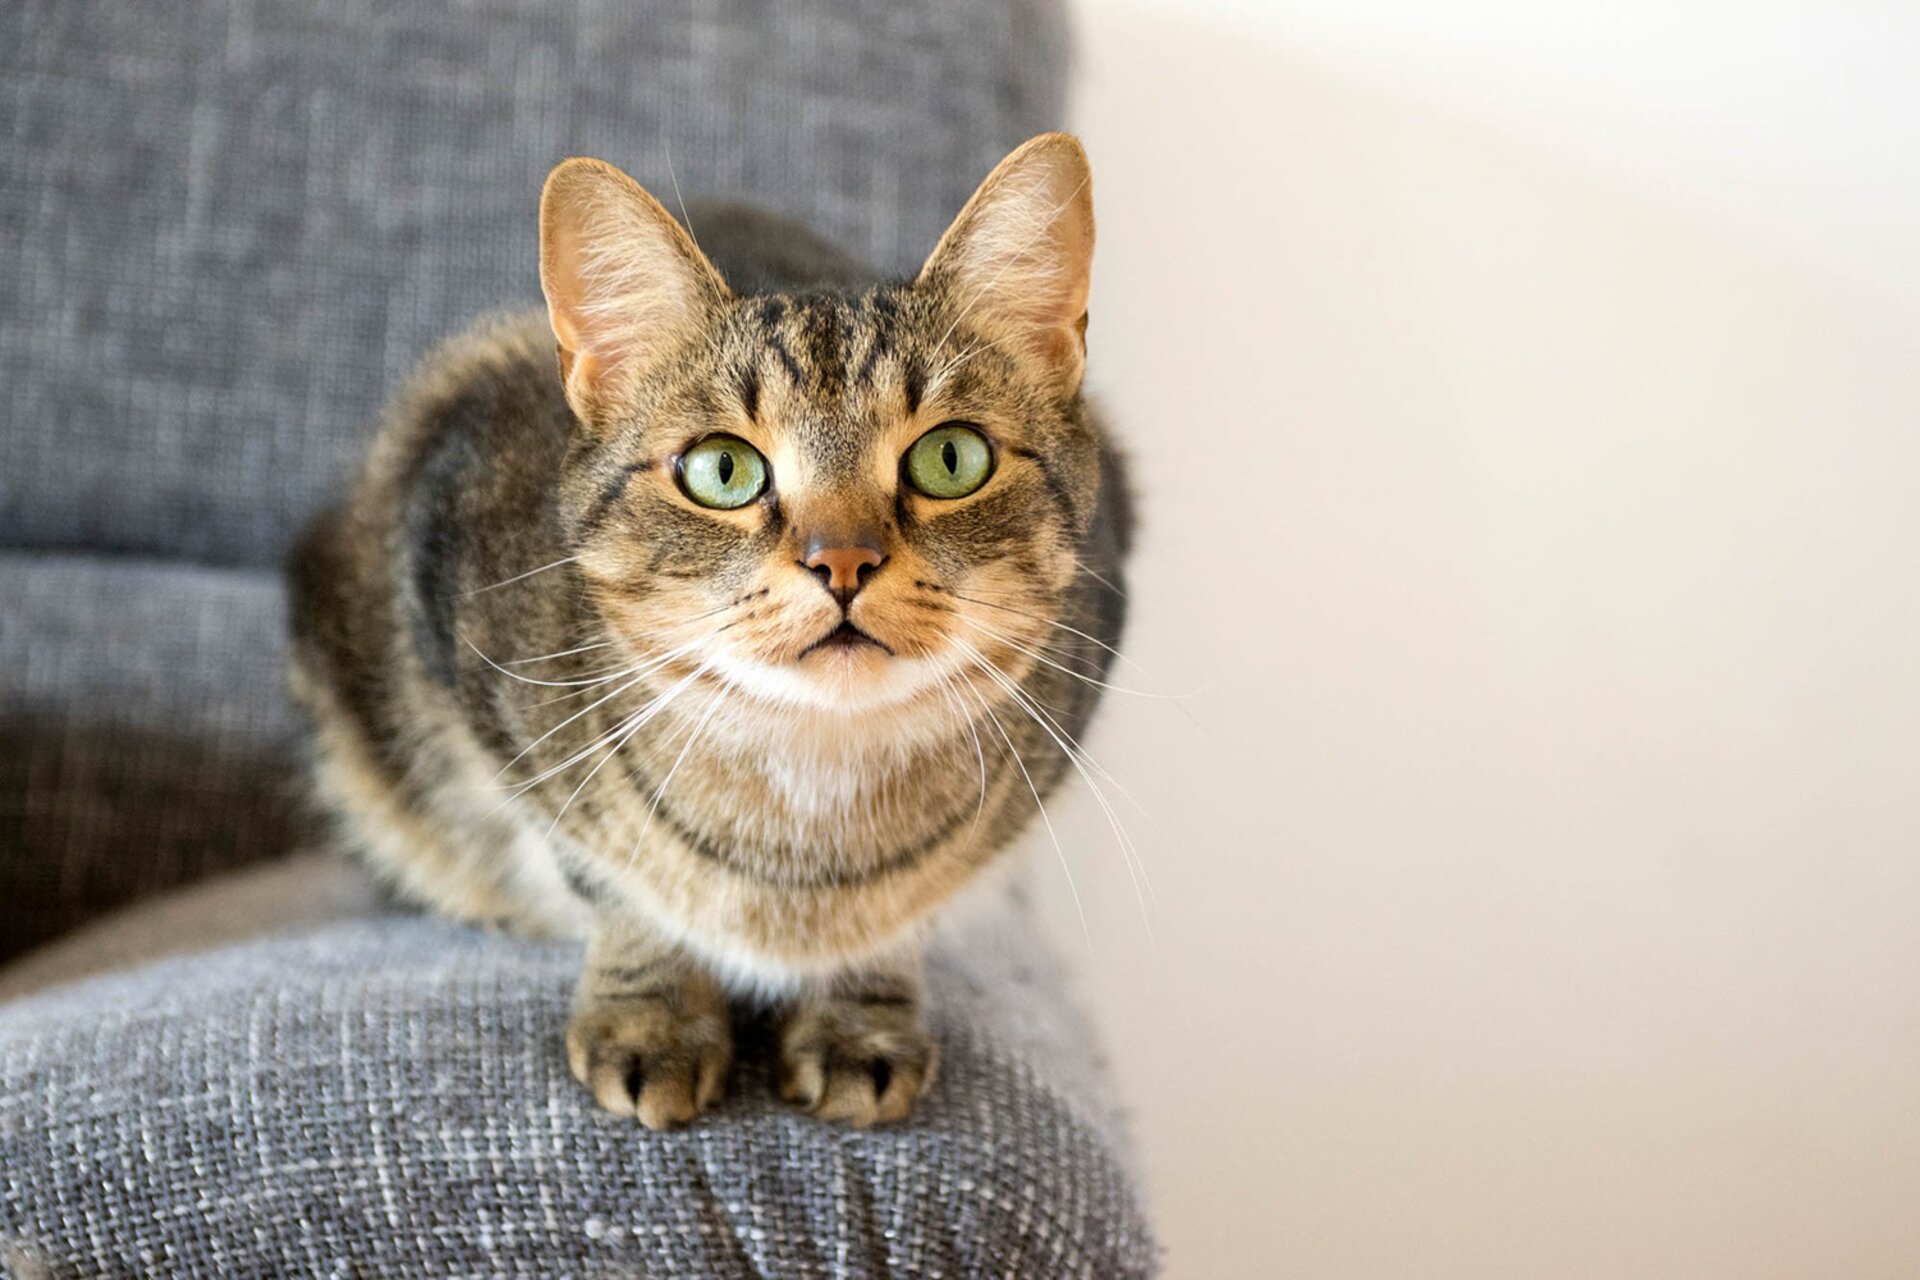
[777,998,939,1126]
[566,985,732,1130]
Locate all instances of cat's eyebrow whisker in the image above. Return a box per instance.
[925,335,996,399]
[456,555,580,597]
[953,638,1157,931]
[663,140,703,263]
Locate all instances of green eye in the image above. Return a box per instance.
[679,435,768,509]
[904,424,993,499]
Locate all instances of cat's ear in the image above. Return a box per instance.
[539,157,728,419]
[917,133,1095,393]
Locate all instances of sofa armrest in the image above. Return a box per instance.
[0,875,1156,1277]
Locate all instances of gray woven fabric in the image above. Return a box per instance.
[0,897,1157,1278]
[0,553,302,961]
[0,0,1068,566]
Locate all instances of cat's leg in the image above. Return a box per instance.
[565,916,733,1129]
[776,948,939,1126]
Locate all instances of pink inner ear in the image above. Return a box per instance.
[920,141,1094,385]
[539,159,728,413]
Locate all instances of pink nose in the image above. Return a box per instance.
[803,541,885,604]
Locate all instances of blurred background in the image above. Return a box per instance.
[1039,0,1920,1275]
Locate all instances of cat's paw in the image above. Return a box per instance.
[566,991,732,1130]
[776,999,939,1126]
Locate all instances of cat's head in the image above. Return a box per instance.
[539,134,1097,714]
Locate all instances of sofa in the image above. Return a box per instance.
[0,1,1159,1274]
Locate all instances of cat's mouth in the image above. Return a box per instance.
[799,621,894,659]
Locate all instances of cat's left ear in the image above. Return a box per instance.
[917,133,1095,394]
[540,157,729,421]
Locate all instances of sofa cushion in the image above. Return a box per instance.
[0,0,1068,566]
[0,891,1157,1278]
[0,552,302,961]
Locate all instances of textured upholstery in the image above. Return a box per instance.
[0,0,1067,566]
[0,553,302,961]
[0,893,1157,1278]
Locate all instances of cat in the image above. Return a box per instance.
[288,133,1130,1129]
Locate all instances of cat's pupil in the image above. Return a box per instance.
[941,440,958,474]
[717,452,734,485]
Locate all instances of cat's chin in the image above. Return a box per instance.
[705,645,948,715]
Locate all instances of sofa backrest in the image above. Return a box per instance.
[0,0,1066,567]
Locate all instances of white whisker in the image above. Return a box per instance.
[490,627,723,781]
[931,662,991,841]
[1072,557,1129,600]
[626,683,728,869]
[948,589,1158,683]
[957,659,1089,947]
[956,614,1187,701]
[954,637,1156,933]
[544,673,696,838]
[500,667,704,803]
[504,639,615,666]
[458,555,579,597]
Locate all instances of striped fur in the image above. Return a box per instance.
[289,135,1130,1128]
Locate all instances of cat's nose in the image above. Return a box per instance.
[802,537,886,606]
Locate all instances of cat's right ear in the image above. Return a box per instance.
[539,158,728,421]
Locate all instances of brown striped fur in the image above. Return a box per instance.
[289,135,1130,1128]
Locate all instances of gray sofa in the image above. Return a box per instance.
[0,1,1159,1274]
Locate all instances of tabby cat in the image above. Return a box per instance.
[289,133,1130,1128]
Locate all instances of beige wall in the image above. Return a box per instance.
[1030,3,1920,1275]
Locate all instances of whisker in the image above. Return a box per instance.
[491,627,724,781]
[930,662,990,841]
[499,668,704,803]
[503,639,615,667]
[456,555,579,597]
[947,590,1159,683]
[957,615,1189,701]
[956,658,1089,947]
[1072,558,1129,600]
[664,140,703,262]
[465,603,737,689]
[463,637,649,689]
[543,668,704,838]
[954,638,1156,932]
[626,683,728,868]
